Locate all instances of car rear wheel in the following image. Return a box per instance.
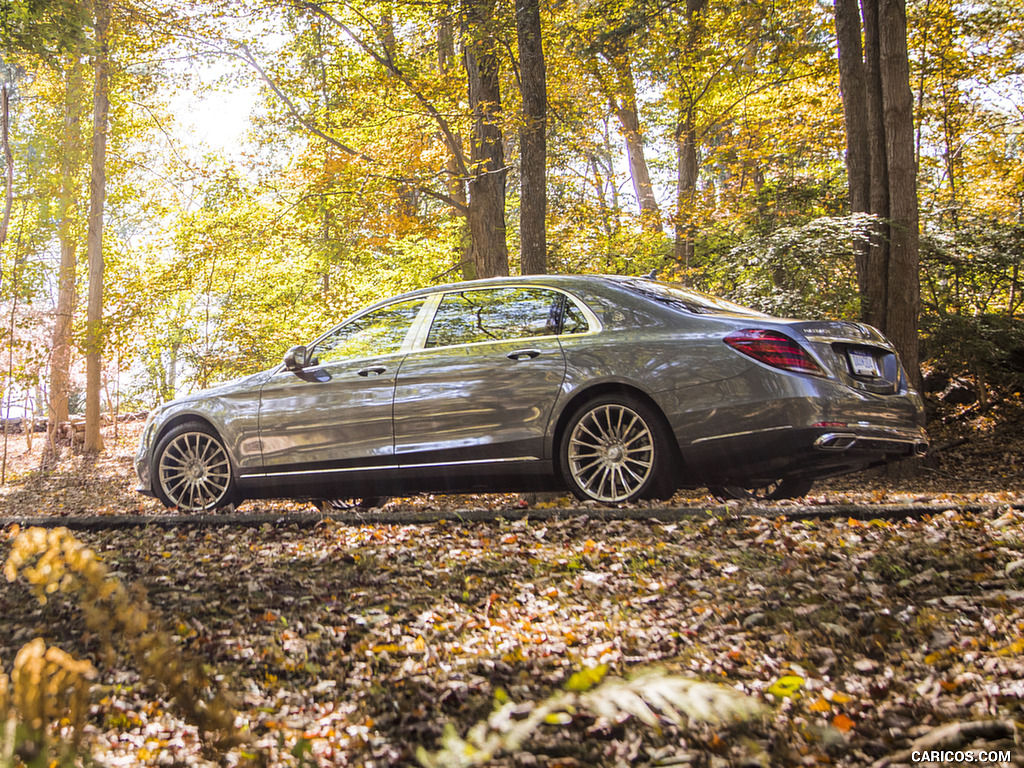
[711,478,813,502]
[153,422,238,512]
[560,395,676,504]
[317,497,389,512]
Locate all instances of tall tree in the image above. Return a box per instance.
[878,0,920,386]
[565,0,662,231]
[463,0,509,278]
[671,0,706,272]
[45,55,85,461]
[833,0,870,290]
[245,0,509,279]
[84,0,111,453]
[834,0,920,385]
[600,46,660,229]
[0,81,12,279]
[516,0,546,275]
[0,0,87,287]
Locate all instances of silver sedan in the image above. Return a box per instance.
[135,274,928,511]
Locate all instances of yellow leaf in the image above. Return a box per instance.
[565,664,608,692]
[544,712,573,725]
[997,638,1024,657]
[767,675,804,698]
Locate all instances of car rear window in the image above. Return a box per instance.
[622,280,765,317]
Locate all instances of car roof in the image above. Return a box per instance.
[389,273,631,301]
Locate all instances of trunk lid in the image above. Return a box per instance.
[790,320,905,395]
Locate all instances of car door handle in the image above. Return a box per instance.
[507,349,541,361]
[357,365,387,377]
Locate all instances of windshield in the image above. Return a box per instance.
[623,279,766,317]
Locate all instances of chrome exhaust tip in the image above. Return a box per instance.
[815,433,857,451]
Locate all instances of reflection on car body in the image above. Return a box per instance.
[135,274,928,512]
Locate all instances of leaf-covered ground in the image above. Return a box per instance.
[1,399,1023,767]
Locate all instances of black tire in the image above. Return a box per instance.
[152,421,238,512]
[317,497,389,511]
[710,478,814,502]
[559,394,677,504]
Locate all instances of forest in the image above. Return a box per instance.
[0,0,1021,449]
[2,0,1024,766]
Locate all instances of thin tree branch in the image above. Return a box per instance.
[294,0,472,180]
[233,43,468,214]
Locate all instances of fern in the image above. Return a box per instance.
[417,669,764,768]
[3,527,246,762]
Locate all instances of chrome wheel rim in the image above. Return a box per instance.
[158,431,232,511]
[567,404,654,502]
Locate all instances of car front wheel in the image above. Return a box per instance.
[560,395,676,504]
[153,422,238,512]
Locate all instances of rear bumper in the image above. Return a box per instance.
[814,428,929,457]
[681,422,929,487]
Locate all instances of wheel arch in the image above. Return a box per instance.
[550,383,684,473]
[152,413,222,453]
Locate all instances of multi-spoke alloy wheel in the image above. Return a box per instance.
[154,423,236,512]
[561,396,674,504]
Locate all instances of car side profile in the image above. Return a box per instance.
[135,274,928,512]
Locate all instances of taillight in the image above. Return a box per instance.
[724,330,826,376]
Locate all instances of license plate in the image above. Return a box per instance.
[848,349,880,377]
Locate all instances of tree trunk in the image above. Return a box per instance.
[464,0,509,279]
[672,0,705,277]
[835,0,920,392]
[0,83,13,280]
[862,0,890,331]
[674,109,697,272]
[84,0,111,454]
[834,0,871,293]
[436,12,472,279]
[879,0,921,389]
[516,0,546,275]
[46,56,84,462]
[607,53,660,229]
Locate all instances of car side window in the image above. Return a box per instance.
[425,288,564,348]
[312,299,424,365]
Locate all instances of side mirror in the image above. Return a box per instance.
[283,345,309,371]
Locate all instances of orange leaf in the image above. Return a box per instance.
[809,697,832,712]
[832,713,855,733]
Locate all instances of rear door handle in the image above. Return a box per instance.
[507,349,541,361]
[357,365,387,377]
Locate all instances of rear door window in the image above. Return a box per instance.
[425,287,564,348]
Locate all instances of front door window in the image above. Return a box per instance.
[312,299,425,365]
